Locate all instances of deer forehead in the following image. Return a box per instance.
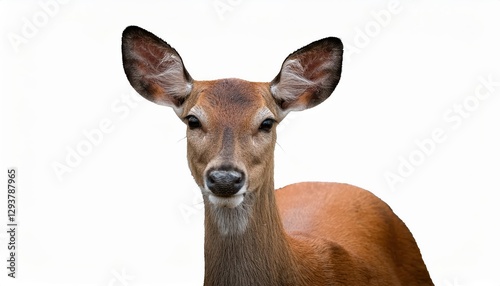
[186,78,277,128]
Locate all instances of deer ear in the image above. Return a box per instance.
[122,26,193,116]
[270,37,343,119]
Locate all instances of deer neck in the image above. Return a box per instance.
[202,168,301,286]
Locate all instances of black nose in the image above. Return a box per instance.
[206,168,245,197]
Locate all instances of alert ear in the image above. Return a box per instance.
[121,26,193,116]
[270,37,343,119]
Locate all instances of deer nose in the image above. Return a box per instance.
[206,168,245,197]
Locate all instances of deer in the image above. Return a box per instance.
[121,25,434,286]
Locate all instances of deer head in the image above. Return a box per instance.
[122,25,342,213]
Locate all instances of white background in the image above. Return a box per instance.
[1,1,499,285]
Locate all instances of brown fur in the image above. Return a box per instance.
[121,26,434,285]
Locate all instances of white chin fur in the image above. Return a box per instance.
[204,186,250,235]
[208,194,244,208]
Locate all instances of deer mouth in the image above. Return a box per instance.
[206,183,247,208]
[204,185,248,209]
[208,192,246,209]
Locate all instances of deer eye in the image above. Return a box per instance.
[186,115,201,130]
[259,118,275,132]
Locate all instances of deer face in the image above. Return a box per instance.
[180,79,278,208]
[122,26,342,210]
